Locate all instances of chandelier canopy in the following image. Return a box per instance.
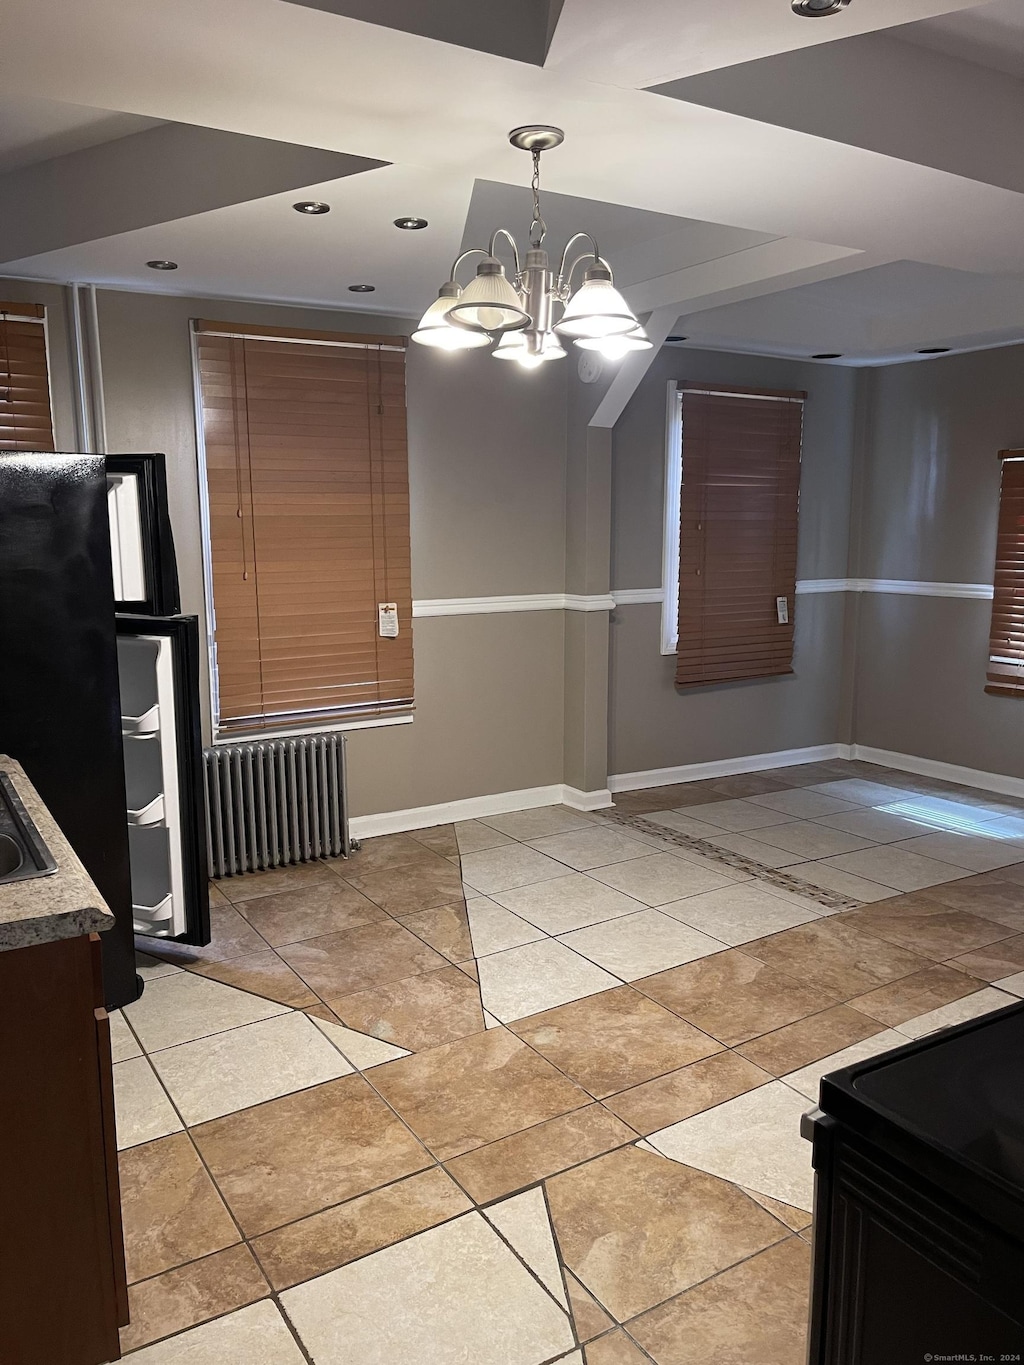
[411,126,651,369]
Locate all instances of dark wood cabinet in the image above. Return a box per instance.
[0,933,128,1364]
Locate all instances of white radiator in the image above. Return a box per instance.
[204,735,351,878]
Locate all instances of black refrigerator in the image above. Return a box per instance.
[0,451,139,1006]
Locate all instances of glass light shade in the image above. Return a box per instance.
[411,290,491,350]
[493,331,566,367]
[555,276,638,339]
[447,262,530,334]
[576,324,653,360]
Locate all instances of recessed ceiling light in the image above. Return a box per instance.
[792,0,850,15]
[348,284,376,293]
[812,352,843,359]
[917,346,950,354]
[394,216,428,231]
[146,259,178,270]
[293,201,330,215]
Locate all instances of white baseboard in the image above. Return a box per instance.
[349,783,614,840]
[851,745,1024,800]
[608,745,852,794]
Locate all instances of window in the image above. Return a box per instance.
[0,303,54,451]
[666,381,804,687]
[986,450,1024,697]
[193,319,413,735]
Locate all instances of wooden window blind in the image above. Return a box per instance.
[0,303,54,452]
[194,319,413,733]
[676,382,805,688]
[986,450,1024,698]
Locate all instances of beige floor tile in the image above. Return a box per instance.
[849,964,984,1025]
[460,844,571,895]
[925,877,1024,929]
[478,938,620,1022]
[491,874,648,936]
[138,899,268,966]
[123,971,290,1052]
[994,970,1024,996]
[399,901,473,961]
[189,950,319,1008]
[741,1188,813,1232]
[306,1008,410,1067]
[565,1270,615,1342]
[635,949,833,1046]
[455,819,518,854]
[736,1005,884,1076]
[895,986,1016,1038]
[689,829,806,867]
[545,1145,786,1320]
[888,831,1024,873]
[444,1105,636,1204]
[343,833,454,875]
[675,800,797,832]
[109,1009,142,1062]
[135,951,182,981]
[808,778,919,807]
[467,896,546,955]
[150,1012,352,1126]
[648,1081,815,1211]
[527,827,656,872]
[253,1167,472,1291]
[482,806,598,840]
[710,773,800,798]
[216,861,337,904]
[281,1212,575,1365]
[340,856,466,915]
[119,1132,239,1283]
[821,845,974,892]
[815,807,942,843]
[192,1074,432,1237]
[113,1056,183,1149]
[661,882,822,946]
[747,790,861,820]
[745,918,930,1000]
[630,1236,811,1365]
[279,919,448,999]
[370,1026,590,1160]
[782,861,899,903]
[123,1300,306,1364]
[781,1030,907,1101]
[120,1244,268,1354]
[559,909,726,981]
[235,879,385,946]
[603,1052,771,1136]
[951,933,1024,980]
[587,854,739,907]
[645,810,739,840]
[742,821,876,860]
[332,963,486,1050]
[511,986,721,1099]
[484,1186,568,1307]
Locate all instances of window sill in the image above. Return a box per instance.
[213,712,414,745]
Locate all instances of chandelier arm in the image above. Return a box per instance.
[487,228,523,280]
[560,251,614,296]
[556,232,602,288]
[446,247,491,283]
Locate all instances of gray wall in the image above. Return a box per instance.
[851,346,1024,778]
[608,346,859,778]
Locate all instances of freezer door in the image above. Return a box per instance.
[116,615,209,945]
[106,455,180,616]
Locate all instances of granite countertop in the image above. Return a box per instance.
[0,756,115,951]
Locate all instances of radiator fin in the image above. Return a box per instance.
[204,735,350,877]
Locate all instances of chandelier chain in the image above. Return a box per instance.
[529,148,547,250]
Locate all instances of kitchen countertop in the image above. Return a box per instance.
[0,755,114,951]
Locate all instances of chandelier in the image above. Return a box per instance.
[411,126,651,369]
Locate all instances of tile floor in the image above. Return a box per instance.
[108,758,1024,1362]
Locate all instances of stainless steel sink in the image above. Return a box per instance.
[0,772,57,884]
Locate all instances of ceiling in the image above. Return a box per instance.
[3,0,1024,365]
